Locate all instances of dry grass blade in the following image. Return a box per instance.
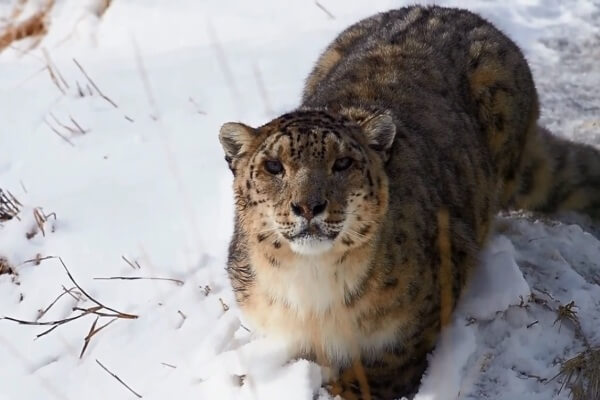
[3,306,104,340]
[69,115,88,134]
[33,207,47,236]
[80,317,117,359]
[96,359,142,398]
[72,58,118,108]
[42,47,69,93]
[37,286,77,320]
[219,298,230,312]
[3,306,101,327]
[553,347,600,400]
[315,1,335,19]
[0,189,21,221]
[44,119,75,146]
[49,112,87,135]
[57,257,138,319]
[0,257,16,276]
[20,255,56,266]
[0,0,55,53]
[80,316,99,358]
[554,301,581,334]
[93,276,184,286]
[121,255,141,270]
[72,307,136,319]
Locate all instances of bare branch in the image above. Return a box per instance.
[93,276,183,286]
[57,257,138,319]
[37,286,77,320]
[96,359,143,398]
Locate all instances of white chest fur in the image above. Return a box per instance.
[263,256,350,315]
[244,252,402,365]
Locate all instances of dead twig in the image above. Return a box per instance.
[0,189,21,222]
[57,257,138,319]
[526,320,539,329]
[41,48,69,94]
[62,285,83,301]
[96,359,143,398]
[49,112,87,135]
[315,1,335,19]
[44,119,75,146]
[69,115,88,134]
[3,305,103,340]
[121,255,141,270]
[219,298,230,312]
[20,254,56,266]
[0,0,54,53]
[93,276,184,286]
[37,286,77,320]
[553,347,600,400]
[73,58,118,108]
[554,301,581,336]
[80,317,117,358]
[0,257,16,276]
[72,307,136,319]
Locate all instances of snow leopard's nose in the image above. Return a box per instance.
[291,200,327,221]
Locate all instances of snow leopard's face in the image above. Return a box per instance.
[219,109,395,255]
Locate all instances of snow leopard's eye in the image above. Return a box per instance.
[264,159,284,175]
[332,157,353,172]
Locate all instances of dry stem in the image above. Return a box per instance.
[96,359,143,398]
[93,276,183,286]
[73,58,118,108]
[0,189,22,222]
[315,1,335,19]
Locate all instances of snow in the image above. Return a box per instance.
[1,0,599,399]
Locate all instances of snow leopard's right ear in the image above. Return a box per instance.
[219,122,258,174]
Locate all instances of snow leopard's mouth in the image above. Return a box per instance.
[288,224,338,241]
[283,223,339,255]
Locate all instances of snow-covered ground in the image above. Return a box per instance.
[1,0,599,399]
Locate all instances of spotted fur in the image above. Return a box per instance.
[219,5,600,399]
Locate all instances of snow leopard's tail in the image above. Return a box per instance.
[508,126,600,219]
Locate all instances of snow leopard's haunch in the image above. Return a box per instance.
[509,126,600,219]
[219,5,599,399]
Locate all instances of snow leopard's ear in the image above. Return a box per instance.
[340,107,396,155]
[219,122,258,174]
[360,111,396,153]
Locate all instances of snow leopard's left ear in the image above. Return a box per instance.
[360,111,396,153]
[219,122,258,174]
[341,107,396,156]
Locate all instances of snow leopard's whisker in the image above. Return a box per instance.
[345,229,367,239]
[251,228,278,236]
